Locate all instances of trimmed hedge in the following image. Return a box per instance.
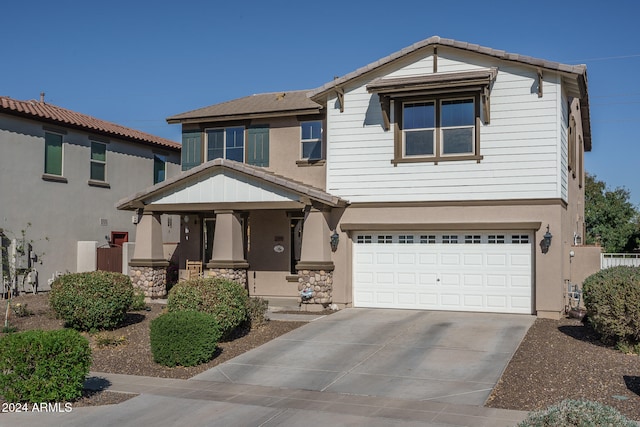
[582,266,640,345]
[167,278,249,336]
[517,399,635,426]
[150,310,221,367]
[50,271,134,331]
[0,329,91,402]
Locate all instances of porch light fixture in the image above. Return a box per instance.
[541,225,553,254]
[330,230,339,252]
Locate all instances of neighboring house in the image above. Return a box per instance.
[0,95,181,291]
[118,36,598,319]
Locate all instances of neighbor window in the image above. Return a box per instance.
[301,121,322,160]
[44,132,63,176]
[154,154,166,184]
[90,141,107,181]
[397,95,480,163]
[206,127,245,162]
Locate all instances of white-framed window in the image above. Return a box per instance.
[442,235,458,244]
[399,235,414,244]
[420,235,436,244]
[511,235,530,244]
[488,235,505,244]
[90,141,107,182]
[301,121,322,160]
[206,126,245,162]
[356,235,372,244]
[377,235,393,244]
[464,235,481,244]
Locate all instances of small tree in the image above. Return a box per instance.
[585,173,639,253]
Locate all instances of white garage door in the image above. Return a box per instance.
[353,232,532,314]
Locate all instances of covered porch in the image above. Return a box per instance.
[116,159,348,306]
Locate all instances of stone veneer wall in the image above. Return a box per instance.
[298,269,333,305]
[129,266,167,298]
[207,268,247,287]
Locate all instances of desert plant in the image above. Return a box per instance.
[167,277,249,336]
[150,310,221,367]
[247,297,269,329]
[49,271,134,331]
[93,331,127,348]
[517,399,635,427]
[11,302,33,317]
[0,329,91,402]
[582,266,640,346]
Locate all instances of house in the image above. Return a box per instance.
[118,36,598,319]
[0,95,181,292]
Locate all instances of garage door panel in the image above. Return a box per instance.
[353,232,532,314]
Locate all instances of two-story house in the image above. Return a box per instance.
[118,36,595,318]
[0,95,181,292]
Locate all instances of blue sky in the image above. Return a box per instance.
[3,1,640,203]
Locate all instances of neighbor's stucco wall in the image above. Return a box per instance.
[0,113,180,289]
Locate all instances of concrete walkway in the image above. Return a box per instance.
[0,308,533,426]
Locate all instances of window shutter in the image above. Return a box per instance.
[181,130,202,171]
[247,127,269,167]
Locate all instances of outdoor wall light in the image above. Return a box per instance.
[330,230,339,252]
[541,225,553,254]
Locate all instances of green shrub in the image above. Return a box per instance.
[582,266,640,345]
[247,297,269,329]
[150,311,221,367]
[517,399,635,427]
[167,278,249,336]
[49,271,134,331]
[129,290,147,311]
[0,329,91,402]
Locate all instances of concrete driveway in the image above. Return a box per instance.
[193,308,535,405]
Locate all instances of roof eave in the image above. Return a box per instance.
[166,107,323,125]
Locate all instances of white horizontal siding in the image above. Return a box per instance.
[326,49,562,203]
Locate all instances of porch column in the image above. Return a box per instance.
[129,211,168,298]
[296,207,335,306]
[206,210,249,287]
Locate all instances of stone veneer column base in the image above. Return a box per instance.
[207,268,248,288]
[129,266,167,298]
[298,270,333,305]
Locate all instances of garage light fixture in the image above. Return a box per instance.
[330,230,339,252]
[541,225,553,254]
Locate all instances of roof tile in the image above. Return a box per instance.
[0,96,180,150]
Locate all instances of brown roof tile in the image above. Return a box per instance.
[167,90,322,123]
[0,96,181,150]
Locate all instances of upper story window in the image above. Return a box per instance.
[301,121,322,160]
[206,127,244,162]
[154,154,166,184]
[44,132,63,176]
[90,141,107,182]
[401,96,477,161]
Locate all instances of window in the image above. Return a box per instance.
[511,235,530,244]
[356,235,372,244]
[488,235,505,244]
[399,235,414,244]
[401,97,476,161]
[181,130,202,171]
[420,235,436,244]
[206,127,245,162]
[442,235,458,244]
[44,132,63,176]
[464,235,481,244]
[377,235,393,244]
[301,121,322,160]
[90,141,107,182]
[154,155,166,184]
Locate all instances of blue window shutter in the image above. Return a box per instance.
[247,127,269,167]
[181,130,202,171]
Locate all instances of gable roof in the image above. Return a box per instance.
[308,35,588,100]
[117,158,348,210]
[0,96,181,150]
[166,90,322,124]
